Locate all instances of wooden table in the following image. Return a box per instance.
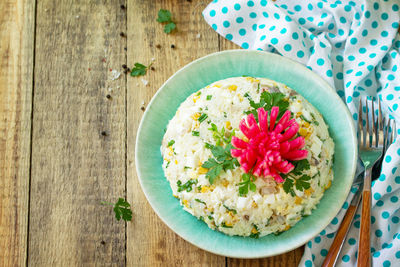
[1,0,303,266]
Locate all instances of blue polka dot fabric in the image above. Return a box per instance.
[203,0,400,266]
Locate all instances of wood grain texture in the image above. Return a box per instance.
[322,205,358,267]
[126,0,225,266]
[357,190,371,267]
[219,23,303,267]
[29,0,127,265]
[0,0,35,266]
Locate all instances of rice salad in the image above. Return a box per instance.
[161,77,334,237]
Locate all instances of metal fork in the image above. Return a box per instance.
[357,98,387,267]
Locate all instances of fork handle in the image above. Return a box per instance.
[358,169,372,267]
[322,204,359,267]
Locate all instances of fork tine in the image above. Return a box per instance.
[358,98,363,147]
[386,118,392,148]
[371,100,377,147]
[365,98,372,147]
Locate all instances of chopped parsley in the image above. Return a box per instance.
[165,161,170,168]
[192,131,200,136]
[167,140,175,147]
[245,91,289,122]
[238,173,257,196]
[198,113,208,123]
[101,198,132,222]
[249,224,260,239]
[206,95,212,100]
[221,222,233,228]
[184,166,191,169]
[156,9,176,34]
[177,179,197,192]
[208,123,235,146]
[300,115,311,123]
[223,204,237,214]
[130,62,152,77]
[195,198,206,205]
[196,91,202,96]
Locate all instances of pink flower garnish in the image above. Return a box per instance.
[231,107,308,183]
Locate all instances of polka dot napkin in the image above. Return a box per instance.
[203,0,400,266]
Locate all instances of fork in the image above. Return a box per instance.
[321,119,396,267]
[357,98,388,267]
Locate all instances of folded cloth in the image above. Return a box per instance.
[203,0,400,266]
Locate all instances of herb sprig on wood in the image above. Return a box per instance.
[101,198,132,222]
[130,62,152,77]
[157,9,176,34]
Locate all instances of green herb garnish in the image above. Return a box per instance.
[198,113,208,123]
[167,140,175,147]
[157,9,176,34]
[223,204,237,214]
[195,198,206,205]
[202,144,238,184]
[282,159,311,196]
[238,173,257,196]
[192,131,200,136]
[245,91,289,122]
[101,198,132,222]
[206,95,212,100]
[300,115,311,123]
[221,222,233,228]
[208,123,235,146]
[177,179,197,192]
[249,224,260,239]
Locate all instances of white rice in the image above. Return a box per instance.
[161,77,334,237]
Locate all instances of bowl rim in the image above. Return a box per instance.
[135,49,358,258]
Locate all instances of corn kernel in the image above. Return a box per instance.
[174,160,178,165]
[193,95,200,103]
[191,112,201,120]
[305,188,314,196]
[201,186,209,193]
[285,225,291,231]
[228,85,238,91]
[225,121,232,130]
[325,180,332,190]
[222,180,229,187]
[224,221,233,227]
[183,199,189,208]
[251,227,258,234]
[296,112,302,118]
[214,84,222,88]
[299,128,308,137]
[295,196,303,205]
[251,201,258,208]
[238,94,244,102]
[303,121,310,128]
[198,167,208,174]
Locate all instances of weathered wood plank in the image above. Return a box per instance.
[126,0,224,266]
[0,0,35,266]
[227,247,304,267]
[29,0,127,265]
[220,33,304,267]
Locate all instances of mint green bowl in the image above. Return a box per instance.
[135,50,357,258]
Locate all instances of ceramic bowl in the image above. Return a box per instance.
[135,50,357,258]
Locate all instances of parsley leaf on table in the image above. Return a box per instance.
[130,62,152,77]
[164,22,176,34]
[101,198,132,222]
[157,9,176,34]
